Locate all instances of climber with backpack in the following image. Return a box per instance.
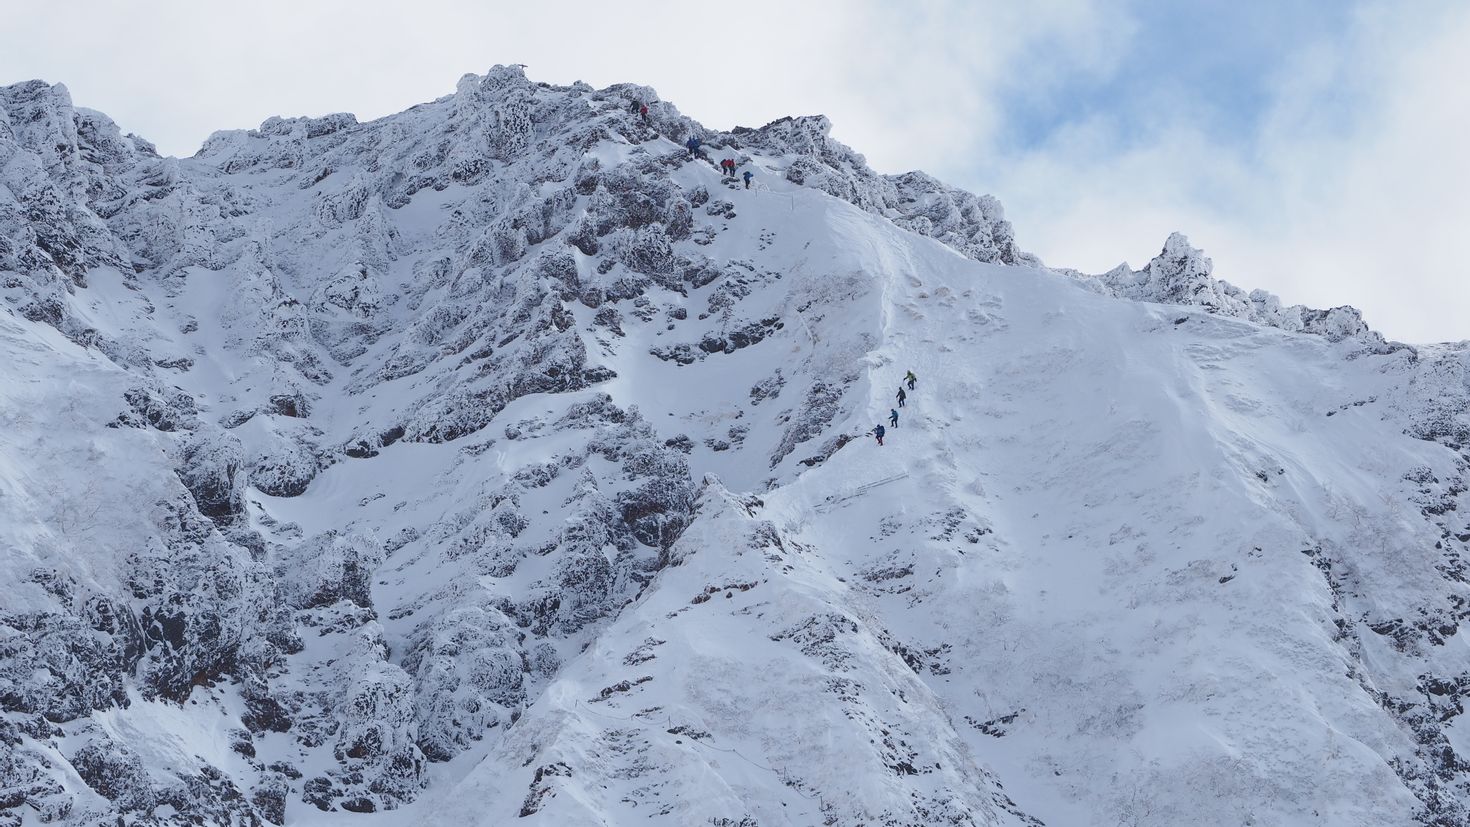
[905,370,917,391]
[640,103,649,122]
[743,169,754,189]
[889,408,899,428]
[871,424,886,446]
[896,386,906,407]
[685,136,702,158]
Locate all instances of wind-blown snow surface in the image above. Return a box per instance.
[3,67,1470,826]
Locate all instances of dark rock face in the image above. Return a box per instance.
[178,428,247,523]
[0,583,140,723]
[66,732,274,825]
[0,719,72,821]
[268,393,310,418]
[71,737,156,812]
[248,436,319,497]
[116,385,199,431]
[771,378,854,467]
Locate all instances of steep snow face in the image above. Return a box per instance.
[1,66,1469,827]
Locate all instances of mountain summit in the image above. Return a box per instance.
[2,66,1469,826]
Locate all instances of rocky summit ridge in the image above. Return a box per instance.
[2,65,1469,826]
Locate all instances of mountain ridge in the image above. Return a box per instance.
[1,65,1468,826]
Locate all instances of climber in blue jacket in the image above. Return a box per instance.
[743,169,754,189]
[685,136,702,158]
[871,424,886,446]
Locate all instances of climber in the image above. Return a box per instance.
[631,99,642,114]
[896,386,906,408]
[871,424,886,446]
[723,158,737,177]
[640,104,649,122]
[743,169,754,189]
[889,408,899,428]
[905,370,917,391]
[685,136,702,158]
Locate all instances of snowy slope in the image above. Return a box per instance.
[2,67,1469,827]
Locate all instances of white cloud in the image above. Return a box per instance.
[976,2,1470,343]
[0,1,1117,163]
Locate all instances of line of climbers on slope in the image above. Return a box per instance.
[871,370,918,446]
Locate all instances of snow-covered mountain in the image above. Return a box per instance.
[2,65,1468,826]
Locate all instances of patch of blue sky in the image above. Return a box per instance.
[994,0,1359,154]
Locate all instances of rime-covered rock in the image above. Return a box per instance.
[178,427,247,523]
[248,434,319,497]
[401,604,527,761]
[275,531,382,610]
[1095,233,1394,349]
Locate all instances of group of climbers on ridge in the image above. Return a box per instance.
[721,158,756,188]
[630,97,756,187]
[693,142,754,187]
[683,134,754,187]
[871,371,918,446]
[628,94,754,188]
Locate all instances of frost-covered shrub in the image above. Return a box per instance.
[308,263,385,362]
[322,623,427,811]
[610,224,678,287]
[531,249,581,300]
[402,605,527,761]
[275,531,383,609]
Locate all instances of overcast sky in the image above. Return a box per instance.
[3,0,1465,342]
